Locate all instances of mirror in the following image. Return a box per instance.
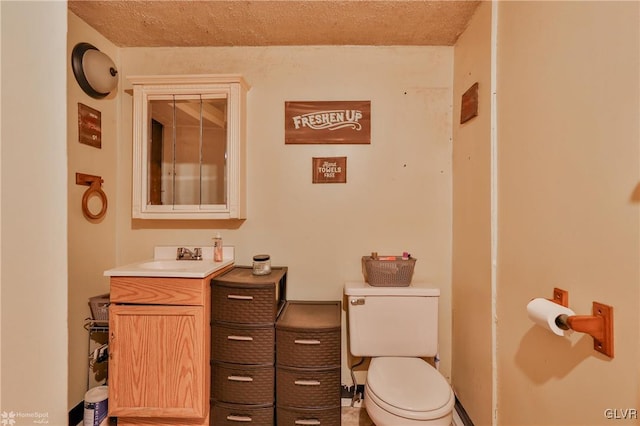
[149,97,227,206]
[129,75,248,219]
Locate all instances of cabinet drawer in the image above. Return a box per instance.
[212,284,276,324]
[211,401,274,426]
[276,366,340,408]
[276,328,339,368]
[111,276,207,305]
[212,362,274,405]
[212,322,274,364]
[275,301,340,368]
[276,406,341,426]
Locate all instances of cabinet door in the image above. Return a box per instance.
[109,304,207,418]
[130,75,249,220]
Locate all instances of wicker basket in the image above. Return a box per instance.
[362,256,416,286]
[89,293,110,323]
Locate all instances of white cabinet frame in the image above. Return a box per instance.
[129,75,249,220]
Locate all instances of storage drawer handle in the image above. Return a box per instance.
[226,415,253,422]
[228,335,254,341]
[228,375,253,382]
[227,295,254,301]
[294,420,321,425]
[294,339,321,345]
[294,379,321,386]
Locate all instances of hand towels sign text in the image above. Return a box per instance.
[313,157,347,184]
[285,101,371,144]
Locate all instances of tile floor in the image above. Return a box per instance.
[84,407,458,425]
[342,406,375,426]
[342,405,463,426]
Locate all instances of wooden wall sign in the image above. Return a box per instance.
[78,103,102,148]
[460,82,479,124]
[285,101,370,144]
[312,157,347,184]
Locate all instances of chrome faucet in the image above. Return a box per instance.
[176,247,202,260]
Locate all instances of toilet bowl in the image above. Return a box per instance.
[364,357,454,426]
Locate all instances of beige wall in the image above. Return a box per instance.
[452,2,493,425]
[496,2,639,425]
[116,46,454,384]
[67,11,120,408]
[1,1,68,423]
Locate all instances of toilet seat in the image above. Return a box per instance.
[366,357,454,421]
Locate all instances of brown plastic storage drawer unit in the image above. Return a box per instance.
[211,266,287,426]
[211,266,287,325]
[275,301,341,425]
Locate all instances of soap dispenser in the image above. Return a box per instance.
[213,233,223,262]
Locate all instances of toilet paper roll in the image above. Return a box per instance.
[526,297,575,336]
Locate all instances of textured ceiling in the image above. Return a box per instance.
[68,1,481,47]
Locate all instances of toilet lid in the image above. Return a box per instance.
[367,357,454,419]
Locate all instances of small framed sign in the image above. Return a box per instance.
[312,157,347,184]
[78,103,102,148]
[460,82,479,124]
[285,101,370,144]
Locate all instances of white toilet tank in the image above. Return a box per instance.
[345,281,440,357]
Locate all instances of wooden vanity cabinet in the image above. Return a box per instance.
[109,269,231,426]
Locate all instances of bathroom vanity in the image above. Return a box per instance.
[104,252,341,426]
[104,247,234,426]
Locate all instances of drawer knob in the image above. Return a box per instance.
[294,339,321,345]
[228,335,254,341]
[294,379,321,386]
[227,294,254,301]
[228,375,253,382]
[227,415,253,422]
[295,420,321,425]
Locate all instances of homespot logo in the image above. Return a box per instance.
[291,109,364,131]
[604,408,638,420]
[1,410,49,424]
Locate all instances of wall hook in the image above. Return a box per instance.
[76,172,108,220]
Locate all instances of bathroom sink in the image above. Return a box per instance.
[137,260,192,270]
[104,246,235,278]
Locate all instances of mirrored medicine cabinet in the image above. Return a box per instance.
[129,75,249,219]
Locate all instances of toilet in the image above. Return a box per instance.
[345,281,455,426]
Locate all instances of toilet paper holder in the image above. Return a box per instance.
[548,287,614,358]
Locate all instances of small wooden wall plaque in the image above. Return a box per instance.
[460,82,479,124]
[312,157,347,184]
[78,103,102,148]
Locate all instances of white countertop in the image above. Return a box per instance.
[104,246,234,278]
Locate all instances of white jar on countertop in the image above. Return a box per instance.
[252,254,271,275]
